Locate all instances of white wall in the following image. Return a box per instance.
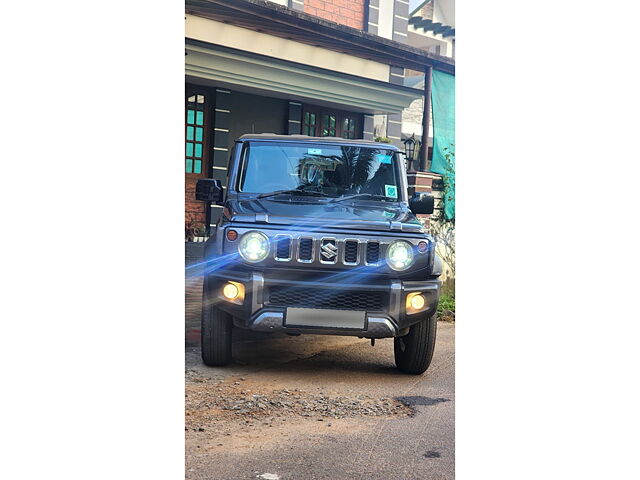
[377,0,395,40]
[433,0,455,28]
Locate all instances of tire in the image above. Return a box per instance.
[394,313,437,375]
[201,301,233,367]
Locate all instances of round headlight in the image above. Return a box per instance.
[386,240,414,271]
[238,231,269,263]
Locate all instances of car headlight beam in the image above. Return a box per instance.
[386,240,414,271]
[238,231,270,263]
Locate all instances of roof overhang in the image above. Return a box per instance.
[186,40,422,114]
[185,0,455,75]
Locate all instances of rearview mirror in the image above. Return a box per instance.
[409,192,434,215]
[195,179,224,204]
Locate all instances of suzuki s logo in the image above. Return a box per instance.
[320,240,338,262]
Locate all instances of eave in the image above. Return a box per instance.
[185,0,455,75]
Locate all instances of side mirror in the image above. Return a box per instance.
[409,192,434,215]
[195,179,224,204]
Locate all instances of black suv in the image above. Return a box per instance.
[195,134,442,374]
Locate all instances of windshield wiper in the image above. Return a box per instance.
[330,193,390,203]
[257,188,332,199]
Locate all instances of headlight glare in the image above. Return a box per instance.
[386,240,414,271]
[238,231,269,262]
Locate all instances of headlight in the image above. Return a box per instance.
[238,231,269,263]
[386,240,414,271]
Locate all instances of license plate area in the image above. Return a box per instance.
[285,307,366,330]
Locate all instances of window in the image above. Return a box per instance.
[302,112,316,136]
[185,94,205,174]
[342,117,356,139]
[302,106,361,138]
[321,114,336,137]
[239,141,401,201]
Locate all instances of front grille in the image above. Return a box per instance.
[275,237,291,260]
[366,242,380,264]
[298,238,313,261]
[268,286,385,311]
[344,240,358,263]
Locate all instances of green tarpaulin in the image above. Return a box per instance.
[430,70,455,220]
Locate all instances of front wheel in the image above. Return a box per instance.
[394,313,437,374]
[201,304,233,367]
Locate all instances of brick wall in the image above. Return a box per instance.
[185,175,207,228]
[304,0,366,30]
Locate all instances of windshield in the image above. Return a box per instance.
[238,142,402,201]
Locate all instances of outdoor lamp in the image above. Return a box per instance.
[402,134,421,171]
[386,240,414,271]
[238,231,270,263]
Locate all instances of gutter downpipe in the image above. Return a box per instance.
[420,65,433,172]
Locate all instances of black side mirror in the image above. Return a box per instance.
[409,192,434,215]
[195,179,224,204]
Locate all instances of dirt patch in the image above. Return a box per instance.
[185,372,413,431]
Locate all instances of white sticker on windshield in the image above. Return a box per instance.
[385,185,398,199]
[308,148,322,155]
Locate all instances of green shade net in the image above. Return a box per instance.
[430,70,455,220]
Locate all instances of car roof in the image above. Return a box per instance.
[237,134,400,150]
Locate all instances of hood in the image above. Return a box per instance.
[224,197,425,233]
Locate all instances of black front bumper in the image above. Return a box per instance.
[205,269,440,338]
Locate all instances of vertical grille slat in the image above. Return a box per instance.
[344,240,359,264]
[275,237,291,260]
[366,242,380,264]
[298,238,313,261]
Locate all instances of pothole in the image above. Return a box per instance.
[185,378,413,429]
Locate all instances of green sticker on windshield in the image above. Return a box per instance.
[385,185,398,199]
[376,154,393,164]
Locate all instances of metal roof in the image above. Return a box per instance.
[237,134,401,149]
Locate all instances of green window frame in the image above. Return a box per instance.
[185,94,205,174]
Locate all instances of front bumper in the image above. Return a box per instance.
[206,269,440,338]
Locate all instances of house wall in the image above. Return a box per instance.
[304,0,366,30]
[226,92,289,151]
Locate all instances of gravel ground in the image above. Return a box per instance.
[186,372,413,431]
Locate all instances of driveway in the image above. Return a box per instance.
[185,321,454,480]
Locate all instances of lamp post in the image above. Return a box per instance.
[403,134,421,172]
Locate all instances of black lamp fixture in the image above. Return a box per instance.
[403,134,421,171]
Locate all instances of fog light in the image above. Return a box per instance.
[406,292,426,313]
[221,281,244,305]
[223,283,239,300]
[410,294,426,310]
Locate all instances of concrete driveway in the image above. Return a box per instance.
[185,321,454,480]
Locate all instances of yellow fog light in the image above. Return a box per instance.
[223,283,239,300]
[406,293,426,313]
[221,281,244,305]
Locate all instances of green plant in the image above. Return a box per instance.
[437,293,455,314]
[374,136,391,143]
[437,293,455,322]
